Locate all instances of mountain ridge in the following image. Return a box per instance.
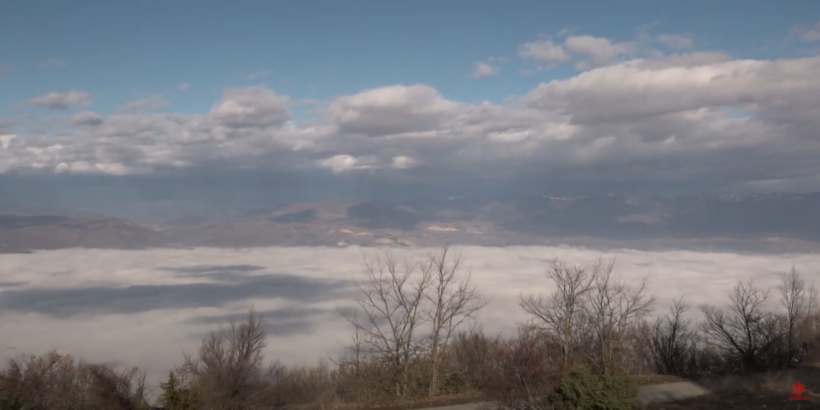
[3,192,820,253]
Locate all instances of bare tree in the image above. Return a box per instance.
[780,267,818,365]
[519,259,599,371]
[341,252,431,397]
[180,309,283,410]
[422,248,487,397]
[650,297,699,376]
[700,280,780,371]
[583,259,655,374]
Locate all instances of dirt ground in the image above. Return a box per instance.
[647,365,820,410]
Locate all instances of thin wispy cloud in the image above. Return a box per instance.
[791,20,820,42]
[119,95,169,113]
[38,59,66,68]
[243,70,273,80]
[656,34,694,49]
[24,91,92,110]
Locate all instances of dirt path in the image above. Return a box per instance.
[405,367,819,410]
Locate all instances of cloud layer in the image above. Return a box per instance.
[0,246,816,390]
[3,32,820,193]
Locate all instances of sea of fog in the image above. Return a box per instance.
[0,246,818,389]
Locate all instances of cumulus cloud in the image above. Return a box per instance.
[178,83,190,91]
[564,35,637,67]
[38,59,66,68]
[25,91,92,110]
[0,245,816,391]
[791,20,820,42]
[4,50,820,192]
[519,39,571,66]
[470,62,500,78]
[526,55,820,124]
[71,111,104,127]
[326,85,460,136]
[210,86,291,128]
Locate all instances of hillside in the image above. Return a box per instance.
[3,193,820,252]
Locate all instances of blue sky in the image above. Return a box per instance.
[1,0,820,215]
[2,0,815,118]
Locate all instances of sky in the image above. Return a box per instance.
[0,245,816,392]
[2,0,820,213]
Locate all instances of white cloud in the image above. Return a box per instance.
[392,155,416,169]
[4,51,820,191]
[26,91,92,110]
[178,83,190,91]
[326,85,460,136]
[519,39,571,66]
[210,86,291,128]
[71,111,104,127]
[526,55,820,124]
[38,59,66,68]
[317,154,376,173]
[0,134,16,149]
[564,35,637,67]
[791,20,820,42]
[656,34,694,50]
[0,245,816,393]
[470,62,500,79]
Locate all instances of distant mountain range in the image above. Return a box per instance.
[3,193,820,253]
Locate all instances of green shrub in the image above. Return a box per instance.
[548,366,638,410]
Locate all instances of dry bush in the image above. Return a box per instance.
[265,359,339,410]
[475,327,561,406]
[445,326,501,391]
[0,351,149,410]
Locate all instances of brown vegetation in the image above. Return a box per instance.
[0,250,818,410]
